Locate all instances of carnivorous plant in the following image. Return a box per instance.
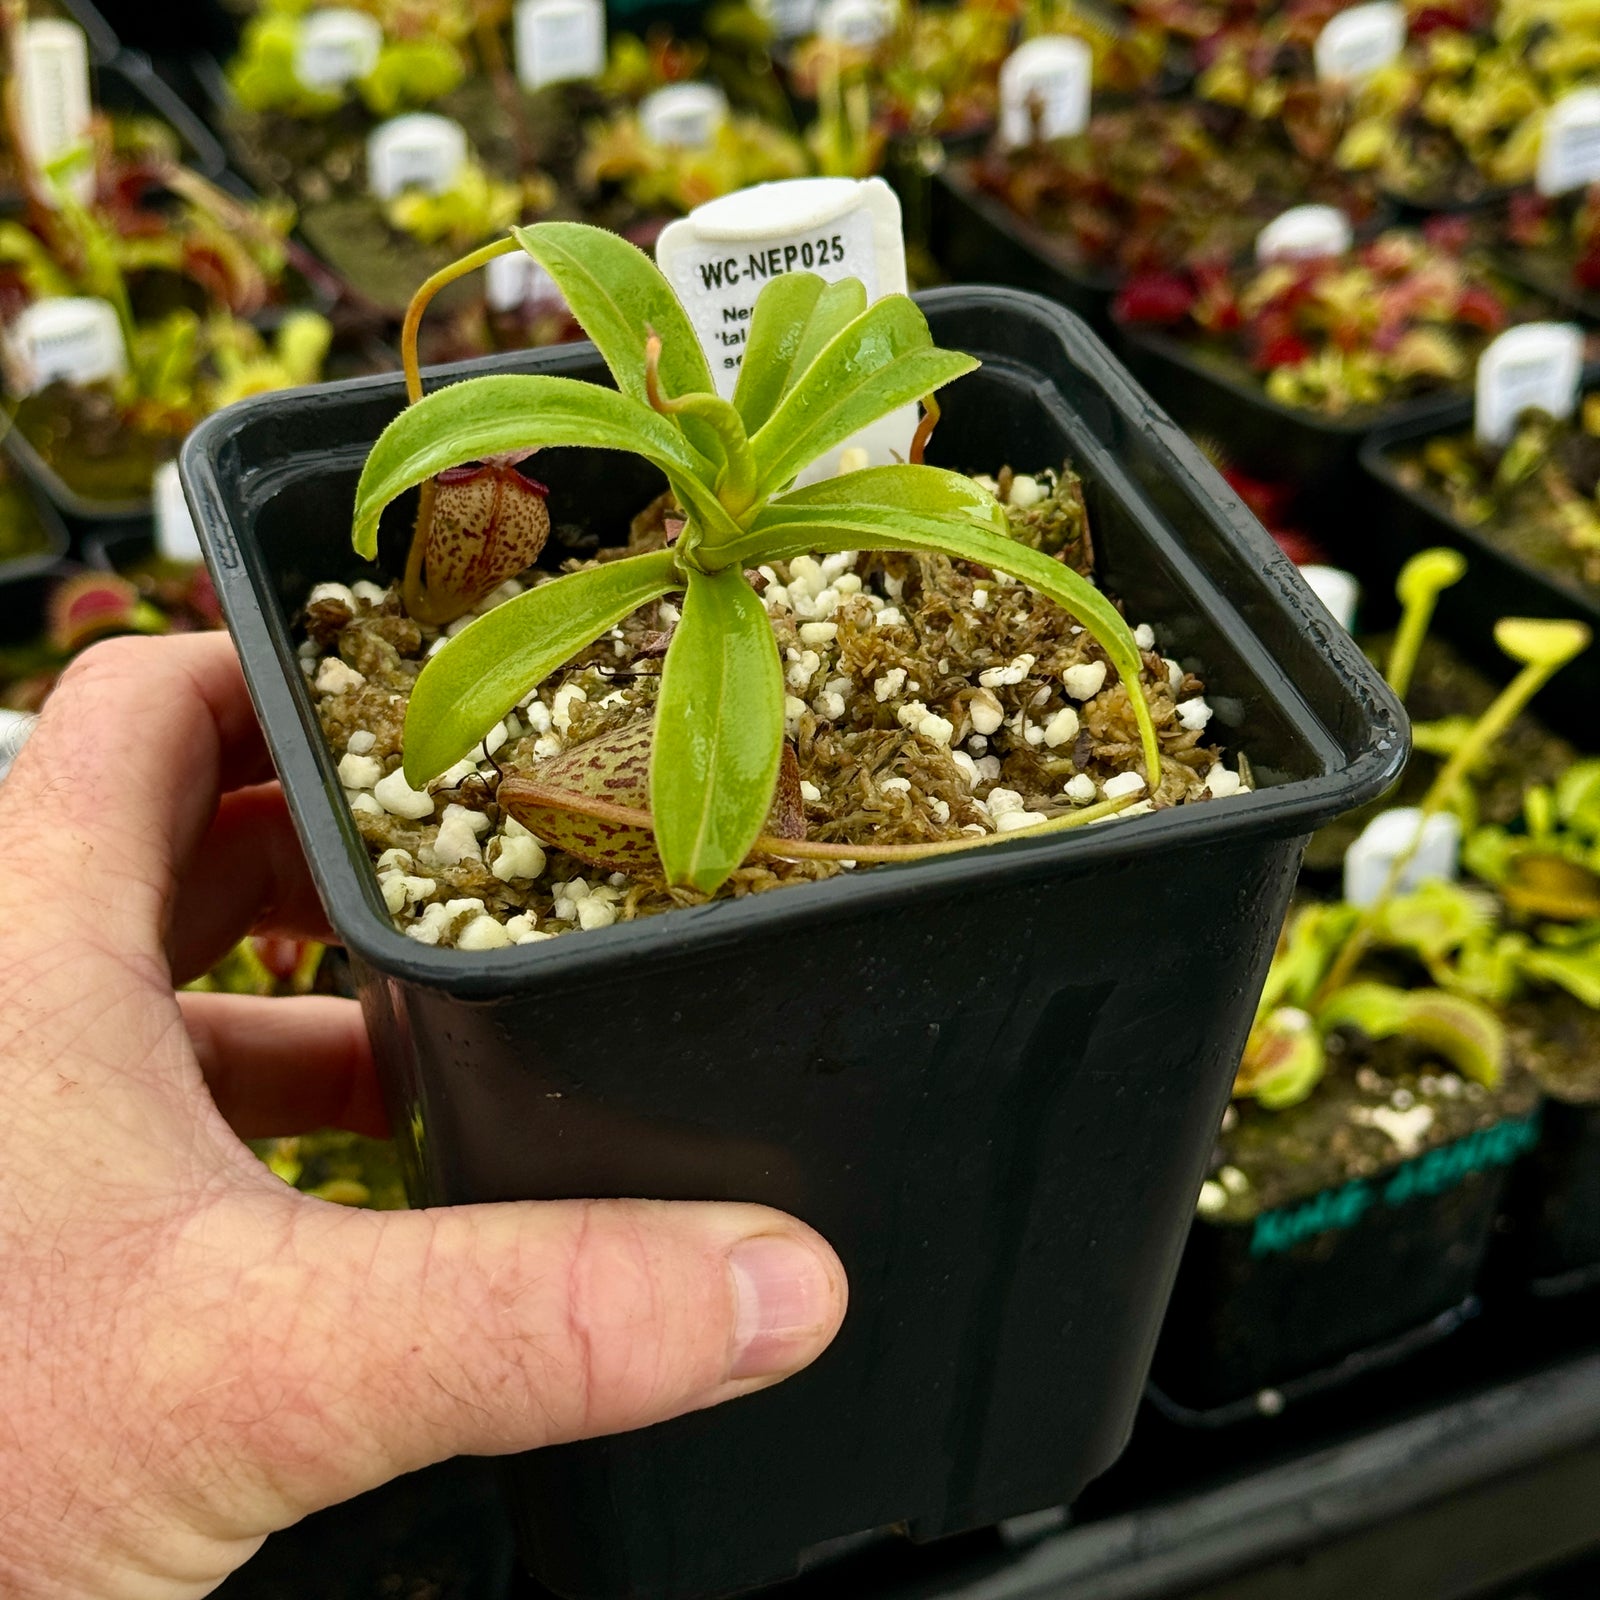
[351,220,1160,894]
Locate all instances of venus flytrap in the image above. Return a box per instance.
[353,219,1161,894]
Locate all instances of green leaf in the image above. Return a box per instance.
[748,295,979,496]
[1317,981,1506,1089]
[727,498,1163,785]
[1238,1007,1326,1110]
[650,567,785,893]
[732,274,868,435]
[351,375,721,559]
[763,463,1011,530]
[401,550,679,785]
[511,221,714,408]
[1519,943,1600,1009]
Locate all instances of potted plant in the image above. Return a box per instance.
[934,98,1381,332]
[1114,224,1547,500]
[1152,585,1585,1421]
[1363,374,1600,726]
[182,212,1403,1596]
[1496,185,1600,323]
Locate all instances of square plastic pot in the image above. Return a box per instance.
[1150,1110,1543,1424]
[1115,323,1461,513]
[1359,373,1600,731]
[1505,1098,1600,1299]
[181,285,1406,1600]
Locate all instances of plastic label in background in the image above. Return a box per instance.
[752,0,819,40]
[17,20,93,206]
[655,176,913,474]
[515,0,606,91]
[294,8,382,91]
[0,710,38,784]
[640,83,728,150]
[1256,205,1353,264]
[817,0,897,48]
[1474,322,1585,447]
[1537,87,1600,197]
[154,460,203,563]
[999,36,1093,149]
[1314,1,1405,86]
[1300,564,1360,632]
[1343,806,1460,908]
[367,114,468,199]
[8,297,127,394]
[486,250,560,312]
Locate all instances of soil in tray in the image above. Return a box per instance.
[301,464,1253,950]
[1495,187,1600,317]
[1390,400,1600,598]
[964,99,1379,285]
[1510,988,1600,1107]
[10,380,174,504]
[1302,631,1577,876]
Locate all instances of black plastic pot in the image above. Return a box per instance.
[1114,323,1467,515]
[182,285,1405,1600]
[1506,1098,1600,1299]
[1359,374,1600,730]
[1150,1108,1544,1423]
[931,161,1120,333]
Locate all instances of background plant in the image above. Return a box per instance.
[351,220,1161,894]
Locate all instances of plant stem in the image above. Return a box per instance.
[400,234,522,403]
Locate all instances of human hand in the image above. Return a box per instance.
[0,632,847,1600]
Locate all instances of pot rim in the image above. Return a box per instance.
[183,284,1408,1000]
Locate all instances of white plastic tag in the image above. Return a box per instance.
[9,297,126,393]
[1256,205,1353,263]
[1314,1,1405,86]
[640,84,728,150]
[294,8,382,91]
[817,0,897,48]
[655,176,913,473]
[999,36,1093,149]
[752,0,819,40]
[17,20,93,205]
[1344,807,1460,909]
[1537,88,1600,198]
[154,460,203,563]
[485,249,560,312]
[0,709,37,785]
[515,0,606,91]
[1300,565,1360,633]
[367,114,468,199]
[1474,322,1585,447]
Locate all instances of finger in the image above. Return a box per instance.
[0,634,273,942]
[219,1197,847,1517]
[167,784,336,983]
[179,992,388,1140]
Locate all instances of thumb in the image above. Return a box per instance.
[214,1195,847,1522]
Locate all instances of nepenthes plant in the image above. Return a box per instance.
[351,219,1162,894]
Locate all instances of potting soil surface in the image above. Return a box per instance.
[302,464,1252,949]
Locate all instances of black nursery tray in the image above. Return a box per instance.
[1359,372,1600,731]
[184,285,1405,1600]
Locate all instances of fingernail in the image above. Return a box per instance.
[727,1233,841,1381]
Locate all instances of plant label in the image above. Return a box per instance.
[1300,564,1360,632]
[817,0,897,48]
[752,0,819,40]
[515,0,606,91]
[8,297,126,394]
[1255,204,1353,263]
[17,20,93,206]
[485,249,561,312]
[1343,806,1460,908]
[1537,87,1600,197]
[294,8,382,91]
[367,114,468,199]
[1314,1,1405,87]
[154,461,203,563]
[656,176,914,473]
[1474,321,1584,447]
[640,83,728,150]
[999,36,1093,149]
